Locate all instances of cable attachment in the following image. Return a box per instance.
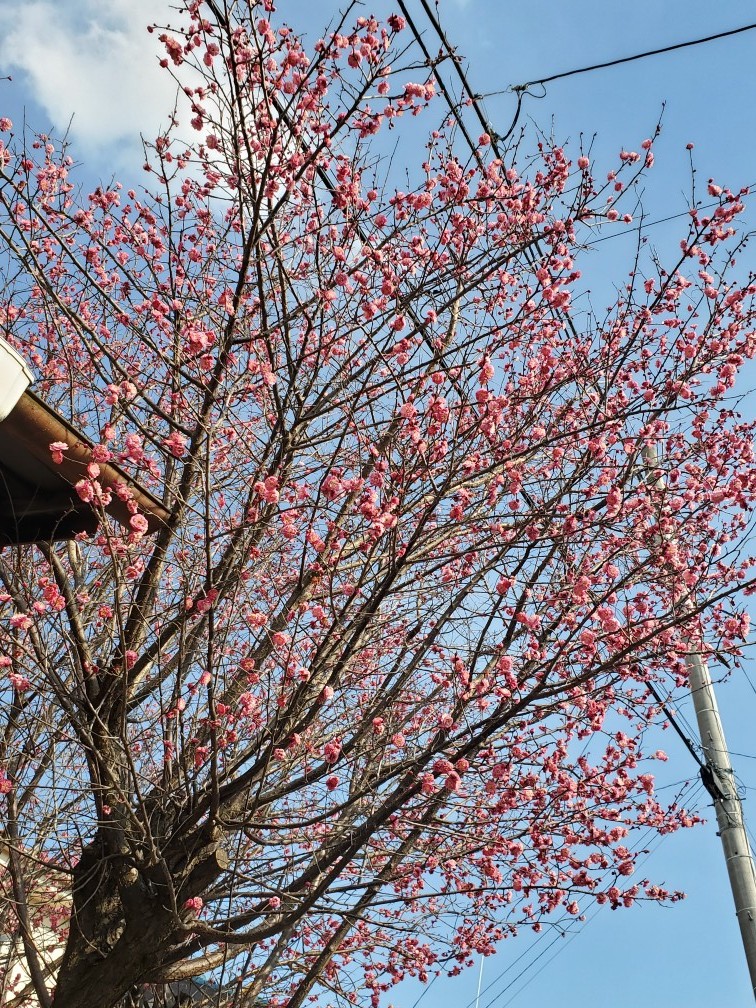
[700,762,729,803]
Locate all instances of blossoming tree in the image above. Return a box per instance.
[0,1,755,1006]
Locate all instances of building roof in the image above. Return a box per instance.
[0,339,170,544]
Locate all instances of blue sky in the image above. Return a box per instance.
[1,1,755,1005]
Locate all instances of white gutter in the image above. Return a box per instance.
[0,336,34,422]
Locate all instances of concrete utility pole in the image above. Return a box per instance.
[687,649,756,1000]
[642,443,756,996]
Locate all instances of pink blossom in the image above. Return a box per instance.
[122,433,144,462]
[0,20,751,990]
[255,475,280,504]
[160,33,184,66]
[78,479,97,504]
[128,513,148,536]
[164,431,187,457]
[49,441,68,464]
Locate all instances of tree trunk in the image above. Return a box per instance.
[53,828,229,1007]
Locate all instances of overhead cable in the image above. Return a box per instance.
[504,22,756,93]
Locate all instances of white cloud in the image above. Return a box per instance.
[0,0,182,166]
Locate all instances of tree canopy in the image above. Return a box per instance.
[0,2,755,1006]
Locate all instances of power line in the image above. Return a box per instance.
[645,681,704,767]
[497,22,756,93]
[479,931,565,1008]
[408,781,702,1008]
[491,787,706,1007]
[391,7,756,991]
[410,973,438,1008]
[401,10,756,764]
[404,0,756,776]
[398,0,515,152]
[396,0,483,155]
[741,663,756,700]
[584,189,756,246]
[472,782,704,1008]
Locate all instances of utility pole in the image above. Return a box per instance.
[642,444,756,996]
[687,649,756,999]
